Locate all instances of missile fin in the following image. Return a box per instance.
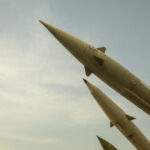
[125,114,136,121]
[94,56,104,64]
[97,47,106,53]
[84,66,92,76]
[110,122,114,128]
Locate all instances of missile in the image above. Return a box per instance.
[83,79,150,150]
[39,20,150,115]
[97,136,118,150]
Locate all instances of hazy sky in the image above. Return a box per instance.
[0,0,150,150]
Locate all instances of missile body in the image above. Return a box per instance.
[84,79,150,150]
[97,136,118,150]
[39,20,150,115]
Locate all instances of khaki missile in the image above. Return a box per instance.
[83,79,150,150]
[97,136,118,150]
[39,20,150,115]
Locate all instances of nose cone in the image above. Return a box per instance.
[39,20,66,42]
[83,78,106,105]
[97,136,118,150]
[83,79,94,92]
[39,20,90,61]
[83,78,101,97]
[83,79,124,122]
[39,20,56,35]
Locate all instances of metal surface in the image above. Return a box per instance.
[39,20,150,115]
[97,136,118,150]
[84,79,150,150]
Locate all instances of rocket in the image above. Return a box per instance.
[39,20,150,115]
[97,136,118,150]
[83,79,150,150]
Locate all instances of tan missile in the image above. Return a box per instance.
[39,20,150,115]
[83,79,150,150]
[97,136,118,150]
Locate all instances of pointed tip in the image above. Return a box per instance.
[39,19,43,23]
[39,20,57,35]
[97,136,107,148]
[83,78,88,84]
[83,79,95,95]
[39,20,45,25]
[97,136,118,150]
[97,136,103,142]
[97,136,107,146]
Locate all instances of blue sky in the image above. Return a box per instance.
[0,0,150,150]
